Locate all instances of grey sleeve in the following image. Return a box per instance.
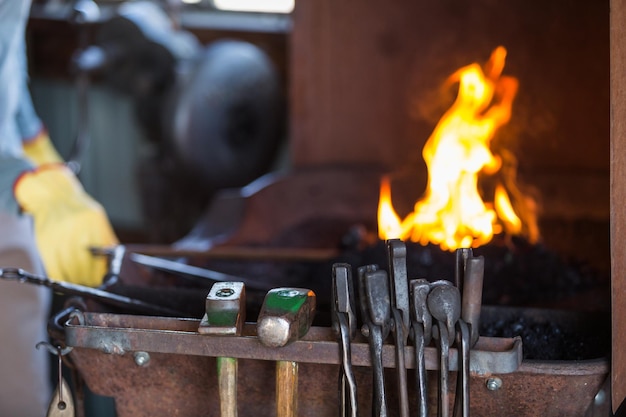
[0,156,34,215]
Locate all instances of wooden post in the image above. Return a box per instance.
[611,0,626,412]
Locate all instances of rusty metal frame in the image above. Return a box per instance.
[63,311,521,375]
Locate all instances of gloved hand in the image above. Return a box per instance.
[13,164,118,286]
[21,129,64,166]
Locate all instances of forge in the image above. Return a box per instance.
[168,0,610,315]
[36,0,620,416]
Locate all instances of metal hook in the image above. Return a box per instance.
[56,346,67,410]
[36,341,73,357]
[37,342,74,411]
[68,309,86,326]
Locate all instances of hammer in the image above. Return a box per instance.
[257,288,316,417]
[198,282,246,417]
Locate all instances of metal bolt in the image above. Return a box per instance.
[134,351,151,367]
[486,377,502,391]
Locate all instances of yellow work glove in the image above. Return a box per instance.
[22,129,64,166]
[14,164,118,286]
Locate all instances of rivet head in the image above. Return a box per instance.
[486,377,503,391]
[134,351,151,367]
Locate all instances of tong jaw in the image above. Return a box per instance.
[387,239,410,336]
[331,263,357,339]
[410,279,433,345]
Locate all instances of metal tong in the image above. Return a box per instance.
[335,244,483,417]
[358,264,390,417]
[453,248,485,417]
[0,268,185,317]
[453,319,470,417]
[409,277,465,417]
[460,251,485,348]
[387,239,411,417]
[332,264,358,417]
[410,278,433,417]
[428,280,461,417]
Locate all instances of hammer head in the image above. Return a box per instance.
[256,288,316,348]
[198,282,246,336]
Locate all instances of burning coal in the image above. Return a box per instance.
[378,46,539,251]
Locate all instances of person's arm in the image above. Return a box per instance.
[0,0,118,287]
[13,163,118,286]
[14,87,119,287]
[16,15,64,167]
[0,156,33,215]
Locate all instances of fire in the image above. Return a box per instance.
[378,46,538,251]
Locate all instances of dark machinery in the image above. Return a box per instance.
[73,1,286,241]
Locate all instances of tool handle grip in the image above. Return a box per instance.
[368,325,388,417]
[392,309,410,417]
[276,361,298,417]
[217,357,238,417]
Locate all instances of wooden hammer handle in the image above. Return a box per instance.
[276,360,298,417]
[217,357,238,417]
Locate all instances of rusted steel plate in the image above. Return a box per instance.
[61,311,608,417]
[64,311,521,374]
[68,348,607,417]
[470,361,609,417]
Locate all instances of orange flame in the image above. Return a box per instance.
[378,46,538,250]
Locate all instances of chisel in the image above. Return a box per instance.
[198,282,246,417]
[257,288,316,417]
